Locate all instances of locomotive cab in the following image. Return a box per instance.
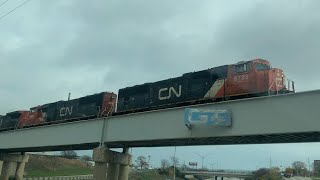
[252,59,294,94]
[226,59,292,98]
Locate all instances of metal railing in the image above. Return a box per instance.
[269,78,295,96]
[286,78,295,92]
[268,81,277,96]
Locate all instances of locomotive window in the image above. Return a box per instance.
[233,63,251,73]
[255,63,270,71]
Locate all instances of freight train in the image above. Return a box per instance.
[0,58,294,131]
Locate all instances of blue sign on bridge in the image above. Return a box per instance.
[184,108,232,127]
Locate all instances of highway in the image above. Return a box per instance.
[284,176,312,180]
[204,178,241,180]
[204,176,312,180]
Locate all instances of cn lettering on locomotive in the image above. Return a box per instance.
[60,106,73,117]
[158,85,182,100]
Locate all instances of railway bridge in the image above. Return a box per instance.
[0,90,320,180]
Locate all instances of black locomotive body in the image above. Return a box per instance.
[35,92,114,122]
[117,65,228,112]
[0,111,21,130]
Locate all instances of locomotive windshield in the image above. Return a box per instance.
[255,63,270,71]
[233,63,251,73]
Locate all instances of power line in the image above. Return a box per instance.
[0,0,32,22]
[0,0,9,8]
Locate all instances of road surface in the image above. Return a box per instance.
[284,176,311,180]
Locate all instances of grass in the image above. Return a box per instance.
[26,167,93,177]
[25,155,93,177]
[25,155,184,179]
[129,170,185,180]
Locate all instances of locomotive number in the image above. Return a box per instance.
[60,106,73,117]
[159,85,182,100]
[234,74,248,82]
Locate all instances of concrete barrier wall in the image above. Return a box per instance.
[22,175,93,180]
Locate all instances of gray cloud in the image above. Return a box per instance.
[1,0,319,115]
[1,0,320,168]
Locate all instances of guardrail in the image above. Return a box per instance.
[22,175,93,180]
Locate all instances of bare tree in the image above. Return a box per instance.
[180,163,188,170]
[81,155,92,168]
[170,156,179,167]
[135,156,148,169]
[161,159,170,170]
[51,155,59,171]
[292,161,307,176]
[60,150,78,159]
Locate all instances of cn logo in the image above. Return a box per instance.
[158,85,182,100]
[60,106,73,117]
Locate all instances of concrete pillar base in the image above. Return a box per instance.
[118,164,130,180]
[0,153,29,180]
[107,163,120,179]
[93,147,131,180]
[0,161,16,180]
[93,162,108,180]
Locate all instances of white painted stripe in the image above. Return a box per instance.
[204,79,225,98]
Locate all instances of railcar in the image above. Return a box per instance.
[0,92,117,130]
[0,111,24,130]
[33,92,117,123]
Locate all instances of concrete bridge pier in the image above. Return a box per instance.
[0,153,29,180]
[93,147,131,180]
[118,148,130,180]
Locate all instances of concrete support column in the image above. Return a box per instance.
[0,153,29,180]
[15,161,26,180]
[0,161,3,176]
[118,164,129,180]
[107,163,120,179]
[93,146,131,180]
[0,161,16,180]
[118,148,130,180]
[93,162,108,180]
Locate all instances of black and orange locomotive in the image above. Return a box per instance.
[0,59,294,131]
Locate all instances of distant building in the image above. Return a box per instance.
[314,160,320,176]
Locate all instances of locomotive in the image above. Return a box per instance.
[0,92,117,130]
[0,58,294,131]
[117,58,294,112]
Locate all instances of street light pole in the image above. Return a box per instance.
[173,146,176,180]
[195,153,209,170]
[209,163,215,171]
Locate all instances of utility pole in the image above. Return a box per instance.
[209,163,215,171]
[269,157,272,169]
[308,157,311,177]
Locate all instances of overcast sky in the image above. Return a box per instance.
[1,0,320,170]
